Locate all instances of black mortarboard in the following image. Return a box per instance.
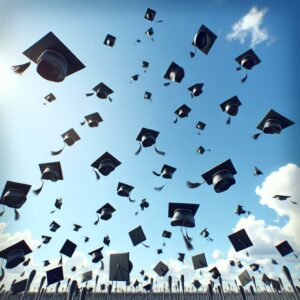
[60,239,77,257]
[43,260,51,267]
[153,164,176,179]
[209,267,221,279]
[192,25,217,55]
[202,159,237,193]
[145,8,156,21]
[193,279,201,290]
[51,128,80,156]
[174,104,191,119]
[89,247,104,263]
[73,224,82,232]
[273,195,290,201]
[13,32,85,81]
[135,128,165,155]
[196,121,206,132]
[131,74,139,81]
[271,279,281,291]
[140,270,145,276]
[109,252,131,282]
[142,61,149,69]
[262,273,271,286]
[117,182,135,201]
[129,226,147,246]
[49,221,61,232]
[82,271,93,283]
[134,279,140,287]
[91,152,121,179]
[46,266,64,286]
[236,261,243,268]
[250,263,260,272]
[228,229,253,252]
[0,240,32,269]
[178,253,185,262]
[96,203,116,221]
[276,240,294,257]
[33,162,63,195]
[196,146,211,155]
[90,82,114,101]
[168,202,199,227]
[11,279,27,294]
[235,205,246,216]
[192,253,208,270]
[229,260,235,266]
[41,235,51,245]
[144,91,152,100]
[145,27,154,37]
[235,49,261,70]
[103,235,110,246]
[153,261,169,277]
[82,112,103,128]
[164,62,185,83]
[162,230,172,238]
[157,249,163,254]
[220,96,242,117]
[188,83,204,97]
[103,34,116,47]
[238,270,252,287]
[44,93,56,103]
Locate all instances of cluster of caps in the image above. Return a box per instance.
[1,5,298,294]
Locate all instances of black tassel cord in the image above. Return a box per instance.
[58,255,63,265]
[51,142,65,156]
[93,168,100,180]
[33,180,44,195]
[236,66,248,83]
[173,116,178,124]
[154,146,165,156]
[14,209,20,221]
[186,181,204,189]
[86,92,95,97]
[135,143,142,155]
[80,120,86,126]
[12,61,31,74]
[163,82,171,86]
[226,116,231,125]
[190,47,196,58]
[253,133,261,140]
[128,196,135,203]
[152,170,161,176]
[154,184,165,191]
[0,206,5,217]
[142,243,150,248]
[94,215,100,225]
[181,228,193,251]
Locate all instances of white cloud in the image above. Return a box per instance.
[212,249,223,260]
[226,7,270,47]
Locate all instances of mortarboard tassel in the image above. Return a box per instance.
[190,47,196,58]
[136,39,141,43]
[152,170,161,176]
[50,210,55,214]
[14,209,20,221]
[80,120,86,126]
[135,143,142,155]
[108,96,113,102]
[86,93,95,97]
[93,168,100,180]
[0,264,4,282]
[186,181,203,189]
[241,73,248,83]
[135,211,138,215]
[236,67,242,71]
[156,20,163,23]
[173,116,178,124]
[253,133,261,140]
[154,146,165,156]
[291,201,298,205]
[128,196,135,203]
[0,206,5,217]
[181,228,193,251]
[94,215,100,225]
[163,82,171,86]
[51,142,65,156]
[12,61,31,75]
[226,116,231,125]
[142,243,150,248]
[100,261,104,271]
[151,37,154,42]
[58,255,63,265]
[33,180,44,195]
[190,93,194,98]
[154,184,165,191]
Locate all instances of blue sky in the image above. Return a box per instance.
[0,0,300,290]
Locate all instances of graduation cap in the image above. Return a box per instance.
[128,225,149,247]
[33,162,63,195]
[0,181,31,219]
[196,146,211,155]
[153,261,169,277]
[153,164,176,179]
[273,195,296,204]
[49,221,61,232]
[43,260,51,267]
[190,24,217,57]
[11,279,27,294]
[133,280,139,288]
[188,83,204,97]
[201,159,237,193]
[144,91,152,101]
[174,104,191,123]
[95,203,116,224]
[89,247,103,263]
[163,62,185,85]
[229,260,235,267]
[238,270,252,287]
[73,224,82,232]
[82,271,93,283]
[46,266,64,286]
[200,228,213,241]
[142,61,149,72]
[41,235,52,244]
[44,93,56,104]
[253,109,295,140]
[86,82,113,101]
[236,261,243,268]
[209,267,221,279]
[157,249,163,255]
[109,252,132,282]
[262,273,271,286]
[130,74,140,82]
[103,34,116,47]
[84,236,90,243]
[137,198,149,213]
[228,229,253,252]
[12,32,85,82]
[135,128,165,156]
[196,121,206,135]
[60,239,77,258]
[140,270,145,276]
[178,253,185,263]
[253,166,263,176]
[51,198,62,213]
[193,279,201,290]
[276,240,294,257]
[162,230,172,238]
[144,8,156,21]
[235,49,261,83]
[250,263,260,272]
[0,240,32,269]
[51,128,80,156]
[168,202,199,228]
[117,183,135,202]
[81,112,103,127]
[143,283,152,291]
[91,152,121,179]
[103,235,110,246]
[192,253,208,270]
[271,279,281,291]
[235,205,246,216]
[145,28,154,41]
[220,96,242,125]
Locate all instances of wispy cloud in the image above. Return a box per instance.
[226,7,271,48]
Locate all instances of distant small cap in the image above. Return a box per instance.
[192,25,217,55]
[61,129,80,146]
[109,252,131,282]
[235,49,261,70]
[92,82,114,99]
[0,181,31,209]
[188,83,204,97]
[193,279,201,290]
[256,109,294,134]
[250,263,260,271]
[168,202,199,228]
[238,270,252,287]
[174,104,191,118]
[82,271,93,283]
[44,93,56,102]
[73,224,82,232]
[142,61,149,68]
[202,159,237,193]
[144,92,152,100]
[41,235,52,244]
[49,221,61,232]
[88,247,104,263]
[220,96,242,117]
[91,152,121,176]
[192,253,208,270]
[0,240,32,269]
[104,34,116,47]
[43,260,51,267]
[129,225,146,246]
[103,235,110,246]
[117,182,134,198]
[157,249,163,254]
[273,195,290,201]
[11,279,27,295]
[153,261,169,277]
[209,267,221,279]
[136,128,159,147]
[84,112,103,128]
[145,8,156,21]
[143,283,152,291]
[162,230,172,238]
[262,273,271,286]
[196,121,206,130]
[96,203,116,221]
[60,239,77,258]
[46,266,64,286]
[145,27,154,36]
[178,253,185,262]
[271,279,281,291]
[228,228,253,252]
[164,62,185,83]
[275,240,294,257]
[39,162,63,182]
[160,165,177,179]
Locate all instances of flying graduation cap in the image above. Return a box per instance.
[238,270,252,287]
[73,224,82,232]
[144,8,162,22]
[145,28,154,41]
[228,229,253,252]
[142,61,149,72]
[196,121,206,135]
[200,228,213,242]
[188,83,204,98]
[81,112,103,127]
[44,93,56,104]
[89,247,104,263]
[273,194,297,204]
[130,74,140,83]
[86,82,114,101]
[197,146,211,155]
[220,96,242,125]
[103,235,110,246]
[91,152,121,179]
[153,261,169,277]
[276,240,295,257]
[135,128,165,155]
[209,267,221,279]
[51,198,62,213]
[0,240,32,269]
[60,239,77,258]
[190,25,217,57]
[253,109,295,140]
[0,181,31,220]
[235,205,250,216]
[33,162,63,195]
[103,34,116,47]
[41,235,52,244]
[144,91,152,101]
[94,203,116,225]
[12,32,85,82]
[10,279,27,295]
[46,266,64,286]
[49,221,61,232]
[235,49,261,83]
[253,166,263,176]
[51,128,80,156]
[128,225,149,248]
[163,62,185,86]
[174,104,191,123]
[109,252,132,282]
[117,182,135,202]
[153,164,176,179]
[192,253,208,270]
